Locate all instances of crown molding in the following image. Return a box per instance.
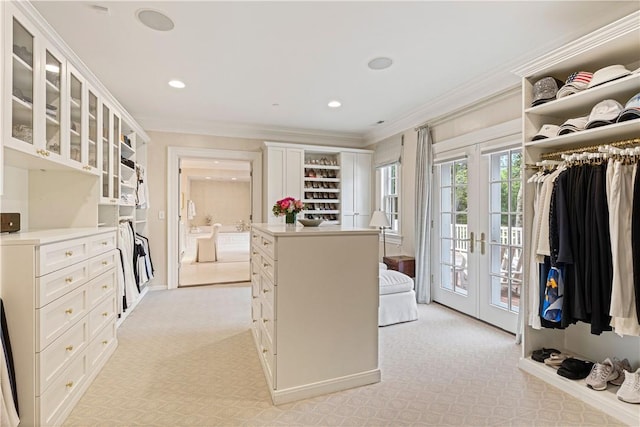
[14,1,150,142]
[138,117,365,148]
[511,11,640,78]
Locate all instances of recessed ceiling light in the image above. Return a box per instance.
[136,9,174,31]
[45,64,60,73]
[205,177,212,180]
[328,100,342,108]
[231,177,237,181]
[368,57,393,70]
[168,80,185,89]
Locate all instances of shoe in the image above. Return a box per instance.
[557,358,594,380]
[611,358,632,386]
[544,353,570,367]
[617,369,640,404]
[586,358,618,391]
[532,347,561,363]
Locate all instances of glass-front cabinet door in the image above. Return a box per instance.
[68,68,83,164]
[87,89,98,170]
[10,17,36,148]
[44,46,64,158]
[101,103,114,203]
[112,112,121,202]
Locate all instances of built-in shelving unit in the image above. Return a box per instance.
[514,11,640,426]
[303,152,341,223]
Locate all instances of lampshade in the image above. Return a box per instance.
[369,210,390,228]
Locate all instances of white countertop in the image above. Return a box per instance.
[252,223,378,237]
[0,227,116,245]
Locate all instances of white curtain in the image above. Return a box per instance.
[415,126,433,303]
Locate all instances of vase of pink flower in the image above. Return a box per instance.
[273,197,305,225]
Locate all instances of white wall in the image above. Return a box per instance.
[189,180,250,226]
[0,166,29,229]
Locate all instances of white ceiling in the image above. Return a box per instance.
[32,1,640,145]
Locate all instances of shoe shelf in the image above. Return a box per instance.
[519,357,639,425]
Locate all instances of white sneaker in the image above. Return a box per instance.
[610,358,632,386]
[586,358,618,391]
[617,369,640,404]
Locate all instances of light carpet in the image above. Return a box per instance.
[64,285,621,426]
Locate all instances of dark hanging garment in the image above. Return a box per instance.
[633,165,640,324]
[1,299,19,414]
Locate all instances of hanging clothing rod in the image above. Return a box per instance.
[540,137,640,160]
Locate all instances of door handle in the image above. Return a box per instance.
[476,232,486,255]
[468,232,474,254]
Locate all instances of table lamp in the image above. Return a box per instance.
[369,210,391,257]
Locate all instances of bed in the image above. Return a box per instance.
[379,263,419,326]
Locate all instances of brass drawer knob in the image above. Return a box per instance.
[263,319,269,323]
[65,345,73,352]
[263,289,270,293]
[102,312,109,317]
[65,381,74,388]
[102,340,108,345]
[101,261,108,266]
[102,241,108,246]
[65,308,73,314]
[262,348,268,354]
[102,285,109,290]
[65,251,73,257]
[65,277,73,283]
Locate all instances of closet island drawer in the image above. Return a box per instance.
[88,232,116,256]
[36,261,89,308]
[261,257,275,283]
[38,352,88,426]
[37,285,88,351]
[88,322,116,370]
[88,250,116,277]
[37,237,89,276]
[87,270,116,309]
[89,296,116,339]
[37,318,88,393]
[260,234,276,260]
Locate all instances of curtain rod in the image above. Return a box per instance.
[540,137,640,160]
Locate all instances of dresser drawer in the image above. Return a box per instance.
[250,246,261,265]
[260,234,276,260]
[260,326,276,388]
[36,261,89,308]
[261,299,276,353]
[38,285,88,351]
[87,269,116,309]
[260,256,275,283]
[88,322,116,370]
[251,295,261,324]
[251,230,261,250]
[88,250,116,278]
[37,318,88,393]
[38,352,88,426]
[37,237,89,276]
[89,296,116,339]
[261,272,275,307]
[88,232,116,256]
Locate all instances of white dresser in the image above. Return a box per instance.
[250,223,380,404]
[0,228,118,426]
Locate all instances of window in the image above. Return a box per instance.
[378,163,400,234]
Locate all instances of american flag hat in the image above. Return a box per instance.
[556,71,593,99]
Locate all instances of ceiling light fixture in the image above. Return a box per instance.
[368,57,393,70]
[205,177,212,180]
[136,9,174,31]
[231,177,237,181]
[328,100,342,108]
[168,80,186,89]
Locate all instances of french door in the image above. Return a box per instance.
[431,143,522,333]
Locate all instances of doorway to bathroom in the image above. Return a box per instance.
[178,158,252,287]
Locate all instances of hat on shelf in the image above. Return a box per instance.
[532,124,561,141]
[556,71,593,99]
[585,99,624,129]
[531,77,564,107]
[587,64,631,88]
[617,92,640,122]
[558,116,589,135]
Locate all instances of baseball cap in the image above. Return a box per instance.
[531,77,564,107]
[617,92,640,122]
[585,100,624,129]
[558,116,589,135]
[588,65,631,88]
[532,124,560,141]
[557,71,593,99]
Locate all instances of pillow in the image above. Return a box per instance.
[379,262,388,270]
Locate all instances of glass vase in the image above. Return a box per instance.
[285,212,297,225]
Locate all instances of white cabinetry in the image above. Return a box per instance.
[514,12,640,425]
[250,224,380,404]
[341,151,372,227]
[263,144,303,223]
[0,228,118,426]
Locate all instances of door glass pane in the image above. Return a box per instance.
[487,149,523,313]
[112,115,120,199]
[45,50,61,154]
[12,19,34,144]
[438,160,468,296]
[102,105,110,198]
[69,73,82,162]
[88,91,98,168]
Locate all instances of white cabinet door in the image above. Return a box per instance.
[265,146,303,223]
[341,152,372,226]
[284,148,303,200]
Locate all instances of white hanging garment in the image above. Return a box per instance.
[0,336,19,427]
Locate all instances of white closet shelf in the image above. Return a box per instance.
[519,357,639,426]
[304,164,340,170]
[526,119,640,149]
